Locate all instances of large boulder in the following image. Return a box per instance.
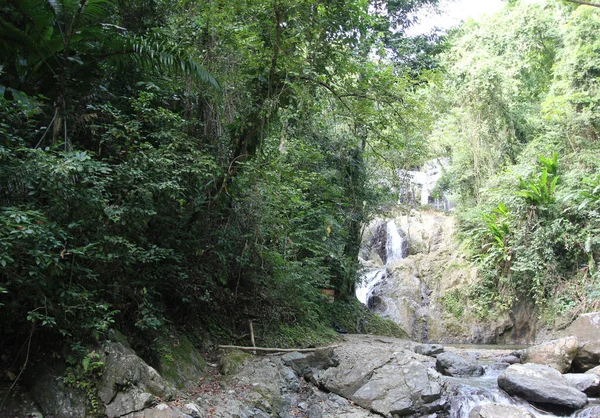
[561,313,600,372]
[573,406,600,418]
[564,373,600,396]
[97,341,176,418]
[498,364,588,411]
[573,341,600,372]
[281,347,339,378]
[521,336,578,373]
[469,403,535,418]
[321,343,447,417]
[435,352,484,377]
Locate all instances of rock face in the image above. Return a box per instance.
[521,336,579,373]
[29,363,88,418]
[97,341,176,418]
[320,335,448,417]
[435,352,484,377]
[498,364,588,410]
[468,403,535,418]
[362,210,522,344]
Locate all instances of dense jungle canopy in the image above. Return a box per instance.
[0,0,599,367]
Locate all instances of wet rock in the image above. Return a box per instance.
[469,403,535,418]
[414,344,444,357]
[97,340,175,418]
[573,341,600,372]
[564,373,600,396]
[521,336,578,373]
[498,364,588,410]
[321,350,447,417]
[435,352,484,377]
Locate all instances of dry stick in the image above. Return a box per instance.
[248,320,256,355]
[217,345,339,353]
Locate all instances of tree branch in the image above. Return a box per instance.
[217,344,338,353]
[565,0,600,8]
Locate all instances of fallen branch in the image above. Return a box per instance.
[217,345,338,353]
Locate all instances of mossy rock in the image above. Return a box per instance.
[154,334,206,390]
[219,350,252,376]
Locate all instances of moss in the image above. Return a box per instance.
[219,350,252,376]
[328,300,408,338]
[154,332,206,390]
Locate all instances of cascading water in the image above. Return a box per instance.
[356,220,405,305]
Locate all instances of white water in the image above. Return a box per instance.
[356,220,405,305]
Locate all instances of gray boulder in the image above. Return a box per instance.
[564,373,600,396]
[414,344,444,357]
[499,355,521,365]
[469,403,535,418]
[498,364,588,410]
[573,341,600,372]
[97,341,175,418]
[435,352,484,377]
[321,351,447,417]
[521,336,578,373]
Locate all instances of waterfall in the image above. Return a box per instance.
[385,220,405,264]
[356,220,405,305]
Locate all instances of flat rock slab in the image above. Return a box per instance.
[320,335,448,417]
[498,364,588,411]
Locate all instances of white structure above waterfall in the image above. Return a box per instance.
[399,158,453,211]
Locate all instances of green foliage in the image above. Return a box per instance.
[517,153,559,207]
[432,2,600,319]
[64,346,105,416]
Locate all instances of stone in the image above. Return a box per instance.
[573,341,600,372]
[1,383,46,418]
[435,352,484,377]
[155,335,206,390]
[564,373,600,396]
[218,349,252,376]
[563,313,600,342]
[29,363,88,418]
[281,347,339,377]
[499,355,521,364]
[498,364,588,410]
[585,365,600,376]
[321,350,447,417]
[414,344,444,357]
[521,336,579,373]
[469,403,535,418]
[97,340,175,418]
[121,403,194,417]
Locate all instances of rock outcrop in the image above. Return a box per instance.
[97,341,176,418]
[320,335,448,417]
